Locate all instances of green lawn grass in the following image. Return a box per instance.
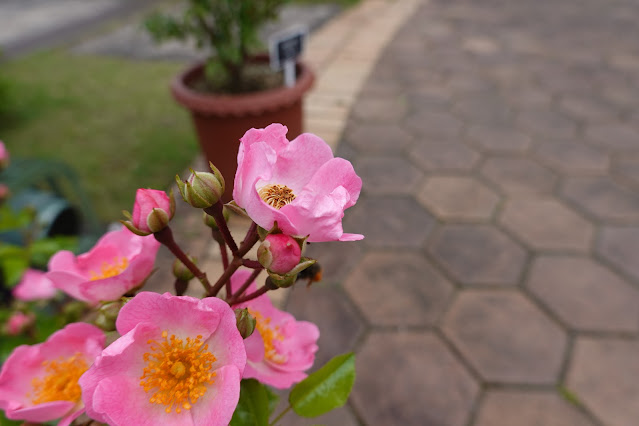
[1,50,198,223]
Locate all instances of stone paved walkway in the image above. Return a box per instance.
[282,0,639,425]
[7,0,639,424]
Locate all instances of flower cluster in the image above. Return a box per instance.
[0,125,361,425]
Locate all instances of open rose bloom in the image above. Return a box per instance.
[233,124,363,242]
[231,270,319,389]
[47,226,160,304]
[13,269,57,301]
[80,292,246,425]
[0,323,105,425]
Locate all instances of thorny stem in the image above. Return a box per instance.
[205,202,238,254]
[153,227,213,294]
[230,278,277,305]
[228,268,262,304]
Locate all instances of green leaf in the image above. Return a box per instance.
[289,353,355,418]
[29,235,77,268]
[230,379,278,426]
[0,244,29,287]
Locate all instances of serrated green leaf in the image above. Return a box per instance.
[230,379,278,426]
[289,353,355,418]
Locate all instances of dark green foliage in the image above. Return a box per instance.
[145,0,288,93]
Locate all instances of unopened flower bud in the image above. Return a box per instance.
[176,163,225,209]
[234,308,256,339]
[4,312,33,335]
[267,257,317,288]
[100,301,124,322]
[0,184,9,203]
[95,313,116,331]
[0,141,9,170]
[122,188,175,235]
[257,234,302,274]
[172,256,196,281]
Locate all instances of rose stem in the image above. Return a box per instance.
[227,268,262,303]
[204,202,238,255]
[154,226,213,294]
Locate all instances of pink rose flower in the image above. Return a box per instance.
[47,226,160,304]
[231,270,319,389]
[128,188,173,235]
[233,124,363,242]
[4,312,33,335]
[80,292,246,425]
[13,269,57,301]
[0,141,9,169]
[0,323,105,426]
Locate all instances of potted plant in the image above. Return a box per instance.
[145,1,315,201]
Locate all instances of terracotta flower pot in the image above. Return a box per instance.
[170,56,315,202]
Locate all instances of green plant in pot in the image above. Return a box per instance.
[145,0,315,201]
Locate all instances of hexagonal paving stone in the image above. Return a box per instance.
[277,404,359,426]
[466,125,532,153]
[343,123,413,154]
[562,177,639,222]
[500,197,593,251]
[534,140,609,175]
[567,337,639,426]
[597,226,639,281]
[480,157,557,195]
[427,225,527,286]
[442,290,567,384]
[304,240,364,283]
[558,95,619,122]
[409,141,480,172]
[417,176,500,221]
[351,332,479,426]
[285,282,365,369]
[405,111,464,140]
[613,157,639,188]
[452,98,513,125]
[356,155,423,196]
[474,390,597,426]
[344,252,454,327]
[343,196,435,249]
[351,95,407,123]
[526,256,639,332]
[516,108,578,139]
[585,123,639,151]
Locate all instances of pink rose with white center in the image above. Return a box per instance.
[80,292,246,425]
[233,124,363,242]
[231,270,319,389]
[123,188,174,235]
[47,226,160,304]
[4,312,33,335]
[0,323,105,426]
[13,269,57,301]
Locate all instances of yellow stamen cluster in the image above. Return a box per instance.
[140,331,217,414]
[89,257,129,281]
[258,184,296,209]
[249,309,286,364]
[30,353,88,404]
